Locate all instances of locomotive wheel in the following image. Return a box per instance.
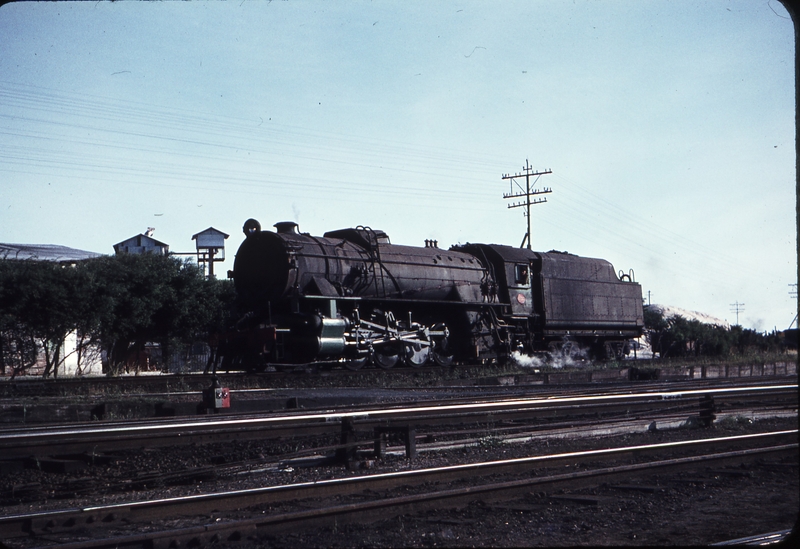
[432,338,454,366]
[373,347,400,369]
[403,341,430,367]
[343,356,368,371]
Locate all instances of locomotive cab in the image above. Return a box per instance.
[452,244,539,318]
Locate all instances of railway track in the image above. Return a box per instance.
[1,359,794,399]
[0,404,792,509]
[1,367,794,427]
[1,430,795,548]
[0,384,795,460]
[2,380,795,546]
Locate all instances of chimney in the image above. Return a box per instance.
[274,221,300,234]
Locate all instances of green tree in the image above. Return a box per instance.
[643,304,782,358]
[83,253,234,374]
[0,260,85,377]
[0,260,39,376]
[85,253,176,374]
[150,260,233,372]
[0,254,236,377]
[643,305,669,357]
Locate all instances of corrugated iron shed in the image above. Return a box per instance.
[113,234,170,255]
[0,243,103,262]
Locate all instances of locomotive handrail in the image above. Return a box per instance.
[283,250,485,272]
[470,245,500,303]
[308,234,333,282]
[618,269,636,283]
[355,225,403,298]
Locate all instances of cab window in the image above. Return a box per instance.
[515,264,529,285]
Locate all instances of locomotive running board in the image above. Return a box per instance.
[302,295,502,307]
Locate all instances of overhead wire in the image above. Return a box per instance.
[0,80,791,310]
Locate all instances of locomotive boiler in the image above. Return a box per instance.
[221,219,644,371]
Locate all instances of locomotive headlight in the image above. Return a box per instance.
[243,218,262,236]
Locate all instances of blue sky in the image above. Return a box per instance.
[0,0,795,331]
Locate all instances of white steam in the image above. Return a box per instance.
[511,344,592,370]
[511,351,546,369]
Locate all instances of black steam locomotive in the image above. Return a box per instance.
[220,219,644,371]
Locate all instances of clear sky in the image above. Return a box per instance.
[0,0,795,332]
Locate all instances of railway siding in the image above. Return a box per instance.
[0,360,795,425]
[0,431,795,548]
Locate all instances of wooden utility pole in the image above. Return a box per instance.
[502,159,552,249]
[730,301,745,326]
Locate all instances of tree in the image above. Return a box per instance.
[643,304,782,358]
[0,259,86,378]
[0,261,39,377]
[83,253,234,374]
[0,254,236,377]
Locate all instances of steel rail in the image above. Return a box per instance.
[712,528,795,546]
[9,383,798,431]
[65,405,791,490]
[0,384,795,458]
[1,429,795,543]
[5,383,796,436]
[1,379,791,437]
[57,405,792,481]
[0,369,791,399]
[401,408,800,457]
[7,434,797,549]
[263,405,797,472]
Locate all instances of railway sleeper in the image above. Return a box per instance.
[548,493,615,506]
[25,508,130,535]
[150,524,257,549]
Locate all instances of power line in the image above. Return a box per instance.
[730,301,745,326]
[502,159,552,249]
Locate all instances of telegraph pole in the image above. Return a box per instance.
[730,301,745,326]
[502,159,552,249]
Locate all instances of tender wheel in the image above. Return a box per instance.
[548,340,577,360]
[604,341,622,360]
[403,340,430,367]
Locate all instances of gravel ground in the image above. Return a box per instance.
[249,417,800,547]
[1,414,797,547]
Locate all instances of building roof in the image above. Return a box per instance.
[113,234,170,249]
[0,243,103,262]
[192,227,229,240]
[113,234,170,255]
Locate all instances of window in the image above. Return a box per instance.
[515,264,529,285]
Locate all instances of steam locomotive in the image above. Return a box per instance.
[219,219,644,371]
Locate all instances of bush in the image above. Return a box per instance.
[643,305,784,358]
[0,255,235,377]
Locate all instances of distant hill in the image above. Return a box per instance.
[648,304,730,330]
[0,243,103,262]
